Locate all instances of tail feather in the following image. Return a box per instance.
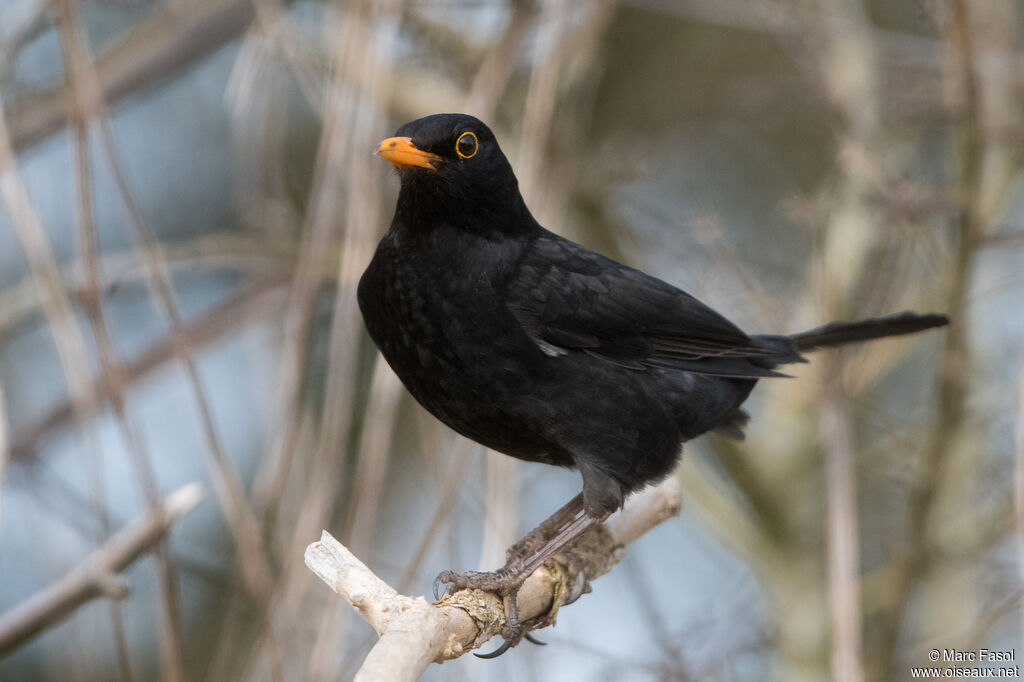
[789,312,949,352]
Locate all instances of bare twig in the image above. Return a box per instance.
[305,476,682,681]
[54,0,148,674]
[99,108,276,601]
[3,78,189,675]
[980,230,1024,246]
[1015,341,1024,656]
[0,377,7,525]
[821,362,863,682]
[464,0,537,118]
[876,3,985,677]
[247,0,327,115]
[0,95,95,442]
[815,4,875,680]
[340,355,402,555]
[396,437,477,595]
[0,230,298,338]
[6,0,257,152]
[9,275,287,462]
[0,0,49,88]
[48,0,277,601]
[0,483,204,659]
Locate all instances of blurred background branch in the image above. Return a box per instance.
[0,482,202,660]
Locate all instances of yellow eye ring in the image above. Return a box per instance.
[455,131,478,159]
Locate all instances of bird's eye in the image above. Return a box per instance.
[455,131,478,159]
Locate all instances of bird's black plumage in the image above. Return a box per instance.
[358,113,948,519]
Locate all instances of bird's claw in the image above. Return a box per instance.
[432,569,476,600]
[474,638,515,659]
[432,572,448,601]
[473,626,544,658]
[434,567,536,658]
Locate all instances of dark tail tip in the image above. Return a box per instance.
[791,312,949,352]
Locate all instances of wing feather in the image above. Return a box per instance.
[508,233,802,378]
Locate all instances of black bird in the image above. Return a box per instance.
[358,112,947,653]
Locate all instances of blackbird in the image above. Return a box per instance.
[358,112,948,653]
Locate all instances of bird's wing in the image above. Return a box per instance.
[507,234,802,378]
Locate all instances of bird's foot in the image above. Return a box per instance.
[552,547,591,607]
[431,494,595,658]
[434,565,526,599]
[433,548,590,658]
[434,566,531,657]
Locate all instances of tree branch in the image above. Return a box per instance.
[0,482,204,658]
[6,0,256,153]
[304,476,682,682]
[8,274,288,463]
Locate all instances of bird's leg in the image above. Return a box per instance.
[435,494,601,656]
[513,511,600,582]
[434,493,585,599]
[504,493,584,564]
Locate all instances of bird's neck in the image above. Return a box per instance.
[394,177,540,241]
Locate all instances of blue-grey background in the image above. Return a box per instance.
[1,1,1021,680]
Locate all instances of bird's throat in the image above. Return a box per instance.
[394,177,540,240]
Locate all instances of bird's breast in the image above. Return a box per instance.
[357,228,562,459]
[357,228,544,389]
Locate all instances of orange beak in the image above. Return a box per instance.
[376,136,442,170]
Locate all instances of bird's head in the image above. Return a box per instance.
[377,113,536,237]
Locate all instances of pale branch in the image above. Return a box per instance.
[9,275,287,462]
[6,0,257,153]
[0,483,204,658]
[304,476,682,682]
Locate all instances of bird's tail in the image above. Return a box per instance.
[788,311,949,352]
